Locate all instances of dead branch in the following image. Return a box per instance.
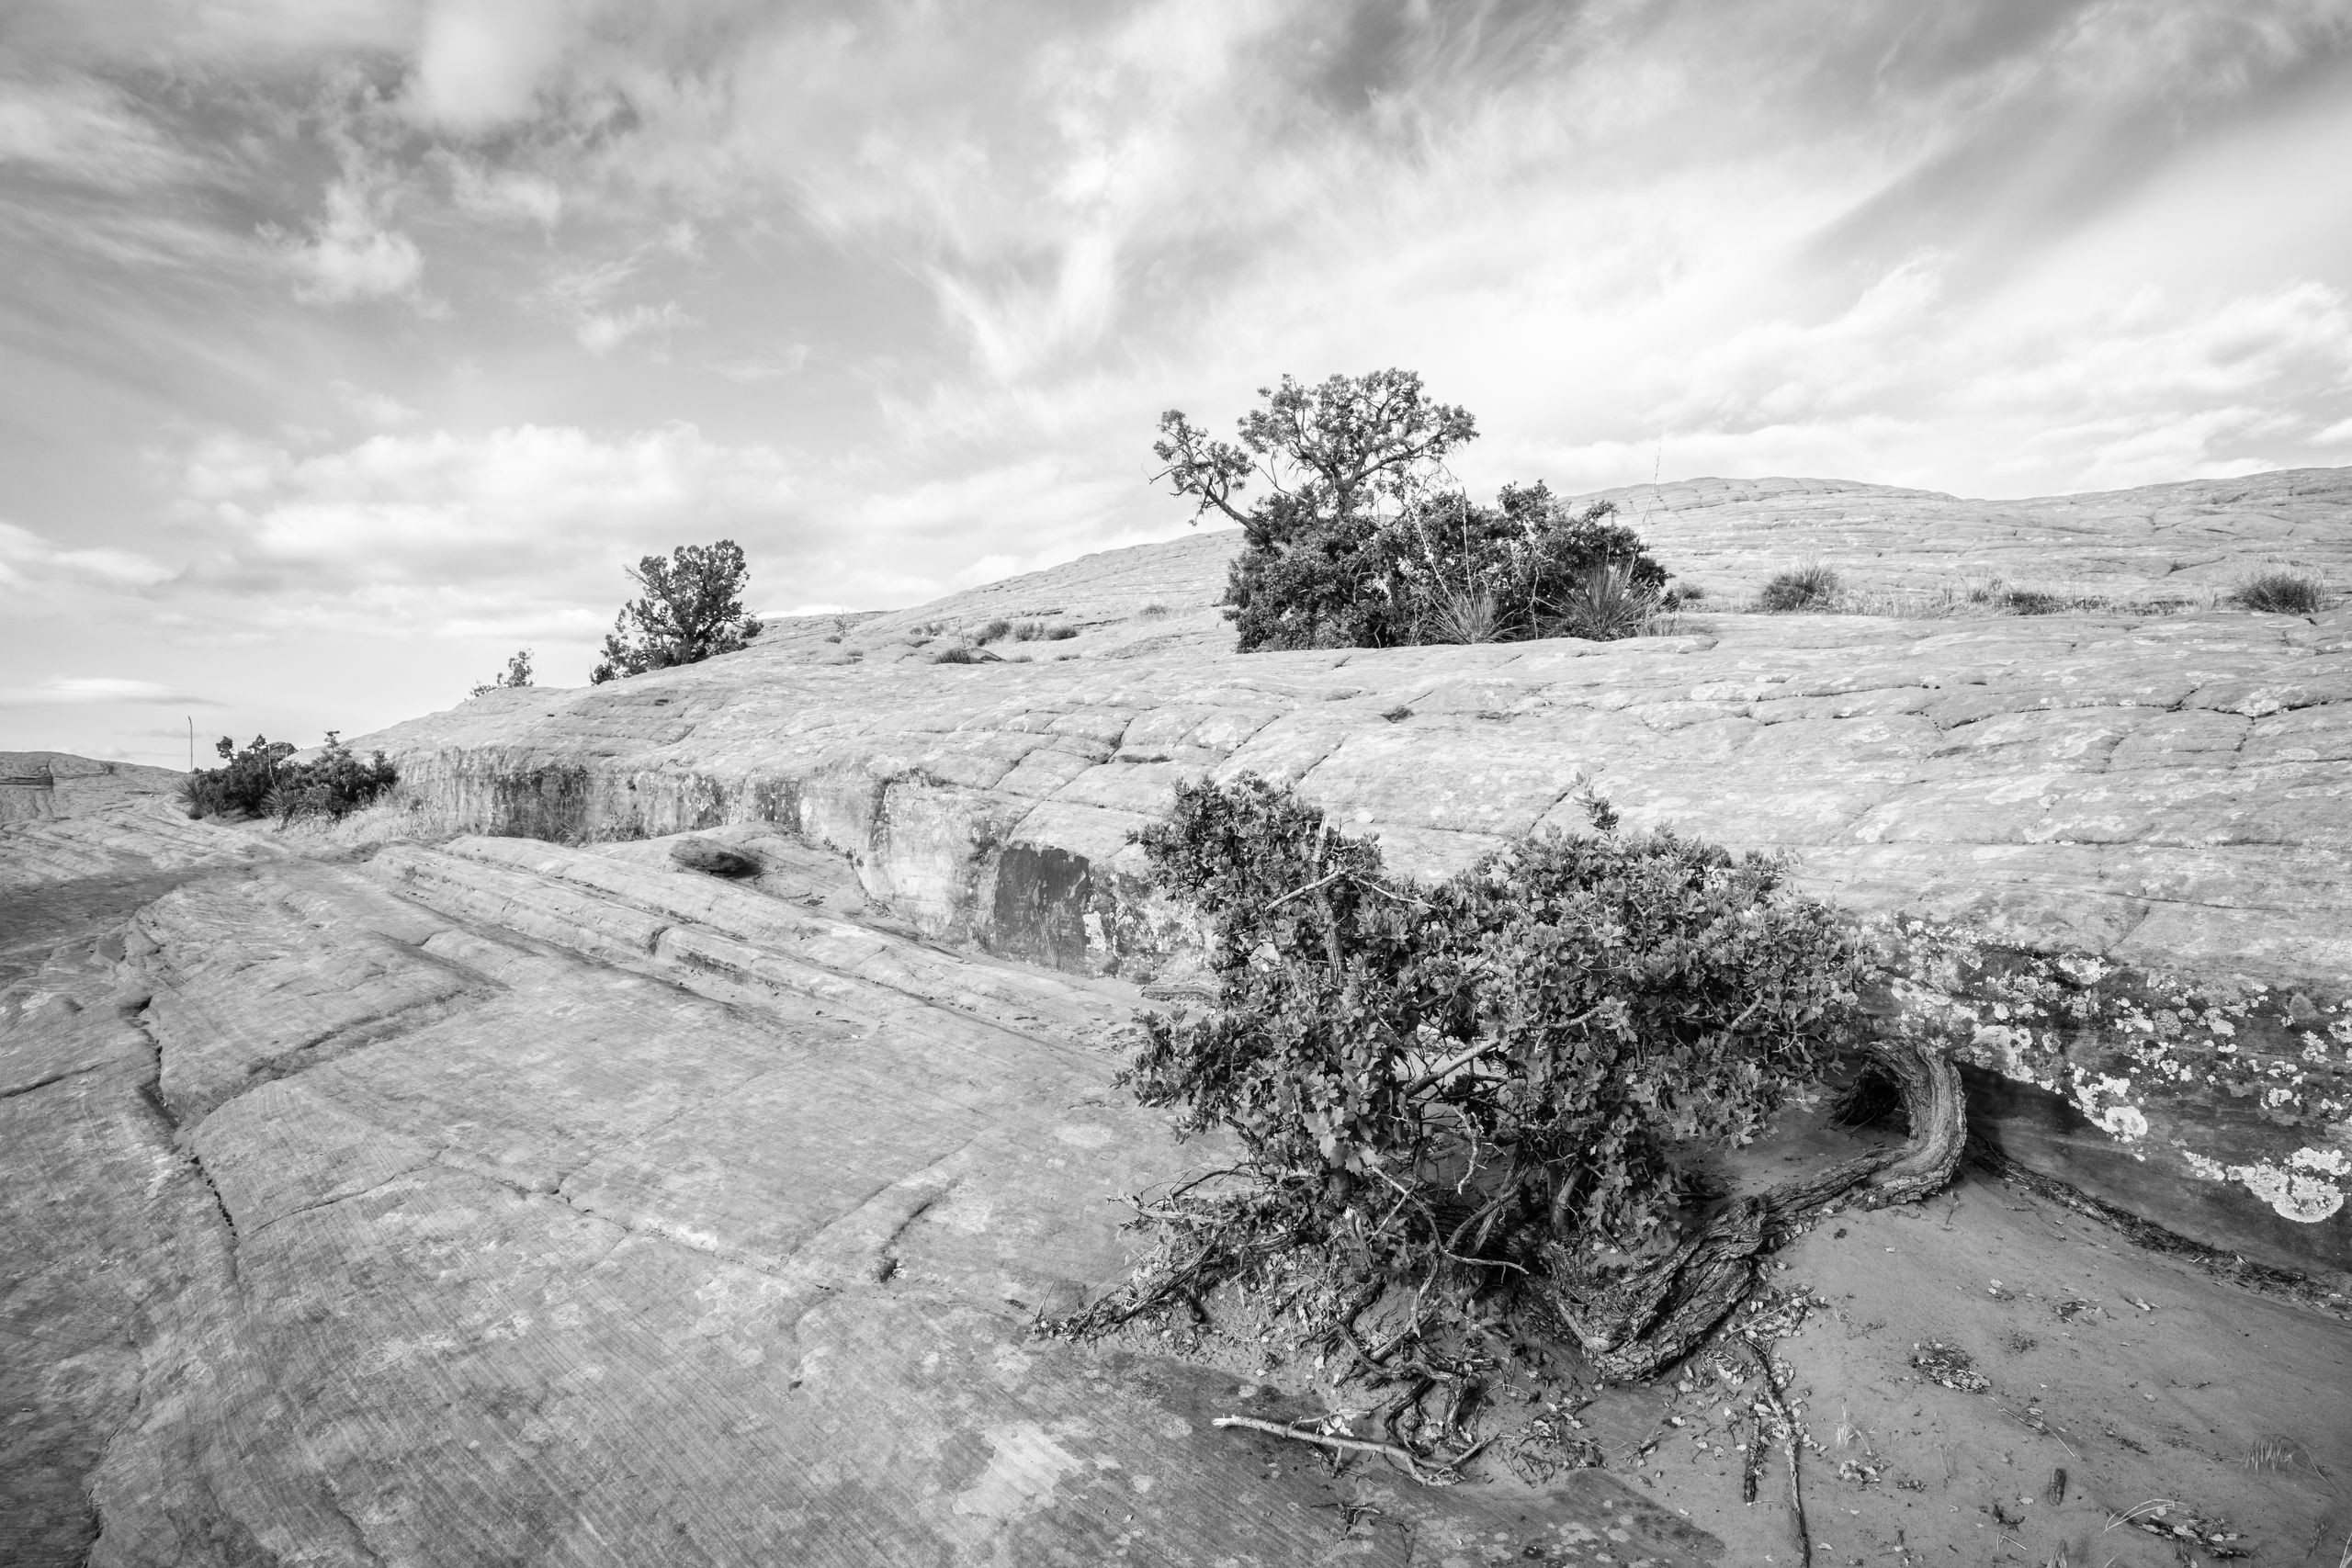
[1212,1416,1447,1483]
[1740,1337,1812,1567]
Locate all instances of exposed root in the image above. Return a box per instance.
[1537,1031,1964,1382]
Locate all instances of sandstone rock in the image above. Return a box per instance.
[345,475,2352,1277]
[668,834,761,877]
[4,831,1712,1566]
[9,472,2352,1565]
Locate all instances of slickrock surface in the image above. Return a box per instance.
[352,471,2352,1279]
[7,470,2351,1567]
[1600,466,2352,601]
[0,751,186,826]
[4,831,1713,1567]
[0,761,277,988]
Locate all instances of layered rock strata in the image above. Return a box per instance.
[3,829,1710,1566]
[350,473,2352,1279]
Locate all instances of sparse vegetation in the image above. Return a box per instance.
[1138,603,1170,620]
[1005,619,1079,642]
[1758,563,1840,613]
[1153,370,1665,650]
[469,649,533,697]
[977,618,1015,643]
[591,540,763,683]
[2236,570,2328,615]
[932,645,983,664]
[1056,776,1964,1382]
[184,732,398,823]
[1556,560,1659,640]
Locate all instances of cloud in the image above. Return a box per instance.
[437,151,562,226]
[0,521,175,591]
[331,380,420,429]
[0,73,191,189]
[575,300,685,355]
[403,0,573,135]
[174,422,801,599]
[0,677,219,708]
[271,178,427,305]
[708,347,808,382]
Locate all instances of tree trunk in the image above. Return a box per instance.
[1534,1032,1966,1382]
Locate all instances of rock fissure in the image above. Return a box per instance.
[0,1059,107,1100]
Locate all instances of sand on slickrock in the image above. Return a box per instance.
[5,468,2349,1567]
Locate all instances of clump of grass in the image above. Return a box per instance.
[932,645,981,664]
[2006,589,2070,615]
[1009,620,1080,642]
[2243,1435,2311,1472]
[1427,584,1499,643]
[977,617,1014,644]
[1138,603,1170,620]
[2237,570,2328,615]
[1046,624,1079,640]
[1555,561,1659,640]
[1758,562,1839,613]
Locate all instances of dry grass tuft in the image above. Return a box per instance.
[1427,584,1499,644]
[2237,570,2329,615]
[1757,561,1839,612]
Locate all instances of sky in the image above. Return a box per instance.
[4,0,2351,767]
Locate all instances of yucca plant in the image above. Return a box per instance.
[1427,584,1499,644]
[1555,560,1658,640]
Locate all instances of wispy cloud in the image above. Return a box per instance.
[0,522,174,591]
[0,677,219,708]
[5,0,2352,765]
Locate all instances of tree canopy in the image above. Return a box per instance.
[591,540,763,683]
[1153,369,1477,547]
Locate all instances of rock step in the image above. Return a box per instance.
[368,838,1134,1056]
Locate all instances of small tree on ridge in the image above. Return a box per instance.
[591,541,763,684]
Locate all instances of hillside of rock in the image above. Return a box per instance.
[353,469,2352,1280]
[6,468,2351,1568]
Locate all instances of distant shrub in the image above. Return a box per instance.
[1045,624,1080,640]
[1758,563,1839,613]
[186,732,397,823]
[2237,570,2327,615]
[933,645,982,664]
[2004,589,2067,615]
[977,618,1014,644]
[592,540,763,683]
[1154,370,1665,651]
[1667,581,1706,604]
[1138,603,1170,620]
[469,648,533,697]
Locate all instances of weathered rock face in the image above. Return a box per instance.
[4,823,1711,1566]
[1592,467,2352,602]
[7,469,2352,1567]
[0,751,186,826]
[350,473,2352,1279]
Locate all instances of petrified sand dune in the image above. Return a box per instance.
[6,468,2349,1566]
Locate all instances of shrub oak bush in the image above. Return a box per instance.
[1064,776,1965,1382]
[185,733,398,824]
[592,540,763,682]
[1155,371,1666,650]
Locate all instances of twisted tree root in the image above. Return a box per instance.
[1537,1032,1965,1382]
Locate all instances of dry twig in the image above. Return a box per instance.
[1213,1415,1453,1483]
